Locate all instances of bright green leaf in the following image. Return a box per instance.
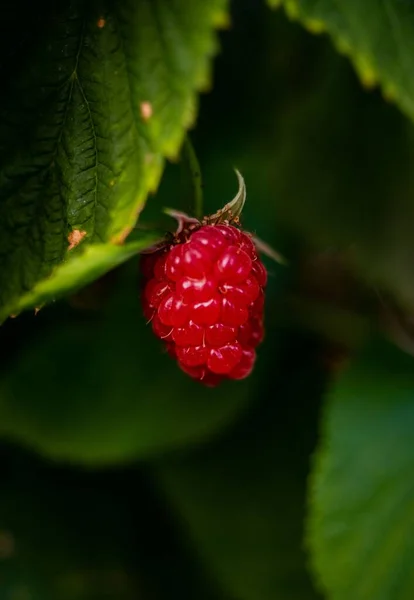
[0,0,227,316]
[0,236,157,321]
[268,0,414,123]
[308,339,414,600]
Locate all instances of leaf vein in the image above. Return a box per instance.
[74,74,99,238]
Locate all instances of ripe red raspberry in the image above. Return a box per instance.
[141,223,267,387]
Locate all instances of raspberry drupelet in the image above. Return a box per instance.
[141,223,267,387]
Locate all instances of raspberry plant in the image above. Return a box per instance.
[2,1,414,600]
[141,220,267,385]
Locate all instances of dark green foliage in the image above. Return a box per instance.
[1,0,414,598]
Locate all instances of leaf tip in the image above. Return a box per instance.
[212,8,231,29]
[304,19,326,35]
[267,0,283,7]
[382,82,398,103]
[355,56,378,89]
[285,0,300,19]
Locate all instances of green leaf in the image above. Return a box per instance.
[153,342,324,600]
[1,236,157,320]
[0,260,252,465]
[0,0,227,315]
[308,339,414,600]
[268,0,414,123]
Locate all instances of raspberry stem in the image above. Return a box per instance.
[182,135,204,220]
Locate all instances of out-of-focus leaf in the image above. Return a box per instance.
[0,260,256,465]
[1,236,157,321]
[269,0,414,123]
[0,449,142,600]
[0,0,227,316]
[197,5,414,312]
[308,338,414,600]
[153,336,325,600]
[0,444,228,600]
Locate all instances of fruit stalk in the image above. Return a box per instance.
[182,135,204,220]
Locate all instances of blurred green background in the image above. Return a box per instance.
[2,1,414,598]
